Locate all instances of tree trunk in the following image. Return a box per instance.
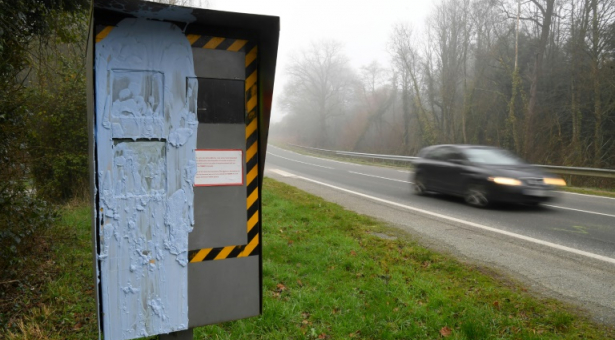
[591,0,602,166]
[402,74,411,153]
[525,0,555,158]
[509,0,522,154]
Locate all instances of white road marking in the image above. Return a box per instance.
[348,171,412,183]
[268,145,360,166]
[303,154,360,166]
[268,147,613,218]
[268,169,615,265]
[268,169,297,178]
[544,205,615,218]
[268,152,334,170]
[561,191,615,200]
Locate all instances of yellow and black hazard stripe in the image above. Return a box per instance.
[188,35,260,263]
[95,28,261,263]
[95,25,114,42]
[186,35,251,52]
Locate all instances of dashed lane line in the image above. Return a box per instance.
[348,171,411,183]
[268,152,334,170]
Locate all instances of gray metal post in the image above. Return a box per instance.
[159,328,193,340]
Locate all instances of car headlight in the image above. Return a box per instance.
[488,177,522,186]
[544,177,566,186]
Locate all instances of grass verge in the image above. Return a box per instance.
[197,179,613,339]
[1,203,97,339]
[561,187,615,198]
[2,179,613,339]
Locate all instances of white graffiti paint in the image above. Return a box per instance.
[135,4,197,23]
[95,18,197,340]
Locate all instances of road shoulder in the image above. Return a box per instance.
[265,168,615,325]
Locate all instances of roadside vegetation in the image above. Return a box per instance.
[273,0,615,172]
[0,203,97,339]
[1,0,614,339]
[560,187,615,198]
[2,179,613,339]
[1,0,90,304]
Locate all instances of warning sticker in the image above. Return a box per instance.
[194,149,244,186]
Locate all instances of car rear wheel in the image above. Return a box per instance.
[413,173,427,195]
[464,183,489,207]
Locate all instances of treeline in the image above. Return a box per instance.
[0,1,89,274]
[272,0,615,169]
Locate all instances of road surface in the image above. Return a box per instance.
[264,145,615,325]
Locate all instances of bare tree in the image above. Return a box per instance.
[350,61,397,152]
[360,61,387,94]
[272,0,615,171]
[426,0,474,144]
[389,23,436,149]
[278,40,355,148]
[569,0,590,159]
[521,0,556,157]
[507,0,523,154]
[588,0,615,165]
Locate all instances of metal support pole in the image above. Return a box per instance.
[159,328,193,340]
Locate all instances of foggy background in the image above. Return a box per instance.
[165,0,615,170]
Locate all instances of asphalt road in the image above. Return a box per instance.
[263,145,615,325]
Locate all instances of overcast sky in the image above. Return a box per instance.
[204,0,435,121]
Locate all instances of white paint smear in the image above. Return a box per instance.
[95,18,197,340]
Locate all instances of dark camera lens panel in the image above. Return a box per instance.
[197,78,245,124]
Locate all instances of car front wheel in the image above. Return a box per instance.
[464,183,489,207]
[413,173,427,195]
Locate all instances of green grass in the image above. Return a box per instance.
[196,179,613,339]
[561,186,615,198]
[1,203,97,339]
[2,179,614,339]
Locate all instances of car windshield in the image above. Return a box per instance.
[464,148,523,165]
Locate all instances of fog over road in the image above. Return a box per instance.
[264,145,615,325]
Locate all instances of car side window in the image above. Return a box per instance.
[446,151,465,162]
[423,148,438,160]
[426,147,446,160]
[422,146,466,162]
